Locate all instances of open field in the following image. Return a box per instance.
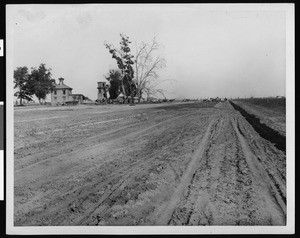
[14,101,286,226]
[233,98,286,137]
[235,97,285,110]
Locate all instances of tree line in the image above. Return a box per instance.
[14,34,169,105]
[14,63,55,105]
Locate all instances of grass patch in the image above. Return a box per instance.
[235,97,285,113]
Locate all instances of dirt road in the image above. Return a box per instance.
[14,101,286,226]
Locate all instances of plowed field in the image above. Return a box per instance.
[14,101,286,226]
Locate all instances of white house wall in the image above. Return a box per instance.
[51,89,72,106]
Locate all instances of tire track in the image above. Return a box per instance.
[16,115,69,123]
[235,118,286,202]
[168,113,255,226]
[166,108,286,226]
[231,116,286,224]
[154,116,219,225]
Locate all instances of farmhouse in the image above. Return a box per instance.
[51,78,84,106]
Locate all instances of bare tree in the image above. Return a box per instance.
[143,82,167,101]
[134,37,170,101]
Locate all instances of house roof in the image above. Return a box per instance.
[53,84,73,90]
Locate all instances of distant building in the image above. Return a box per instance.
[70,94,84,104]
[97,82,109,102]
[51,78,73,106]
[51,78,85,106]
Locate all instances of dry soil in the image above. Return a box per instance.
[14,101,286,226]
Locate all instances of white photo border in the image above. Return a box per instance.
[6,3,295,235]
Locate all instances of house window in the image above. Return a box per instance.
[54,91,57,95]
[63,90,66,95]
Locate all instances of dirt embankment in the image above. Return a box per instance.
[229,101,285,152]
[232,100,286,137]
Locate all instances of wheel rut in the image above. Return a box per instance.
[231,115,286,223]
[164,103,286,226]
[154,116,220,225]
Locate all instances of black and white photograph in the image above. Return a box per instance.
[5,3,294,235]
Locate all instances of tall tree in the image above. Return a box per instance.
[104,34,136,101]
[105,69,122,99]
[29,63,54,104]
[134,37,170,101]
[14,66,33,105]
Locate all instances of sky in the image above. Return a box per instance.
[7,4,287,101]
